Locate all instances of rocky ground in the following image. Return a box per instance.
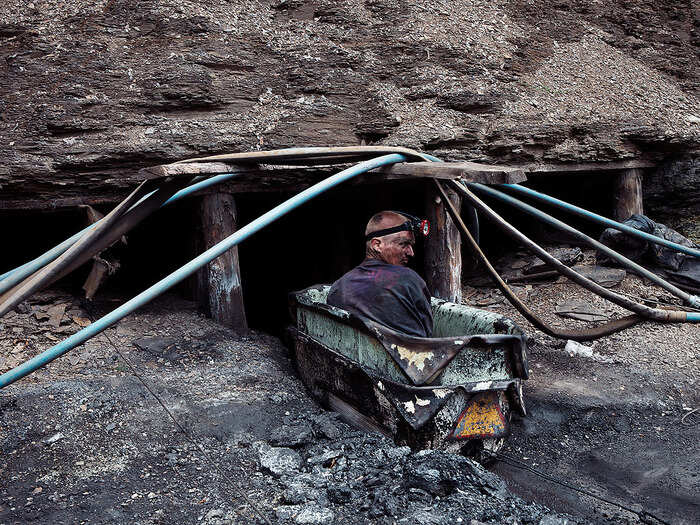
[1,248,698,524]
[1,292,575,525]
[465,249,699,524]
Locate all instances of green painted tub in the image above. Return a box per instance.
[288,285,528,456]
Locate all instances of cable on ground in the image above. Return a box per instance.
[83,302,272,525]
[490,451,671,525]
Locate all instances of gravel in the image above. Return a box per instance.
[0,291,576,524]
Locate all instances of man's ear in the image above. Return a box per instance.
[370,237,382,252]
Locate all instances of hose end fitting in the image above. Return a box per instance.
[688,295,700,309]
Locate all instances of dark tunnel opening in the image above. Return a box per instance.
[1,170,633,337]
[471,171,619,261]
[234,180,429,335]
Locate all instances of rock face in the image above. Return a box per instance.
[0,0,698,208]
[644,155,700,242]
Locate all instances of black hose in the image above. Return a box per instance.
[447,179,691,324]
[433,179,641,341]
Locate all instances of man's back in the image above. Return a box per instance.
[327,258,433,337]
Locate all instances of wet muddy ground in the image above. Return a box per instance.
[1,270,698,524]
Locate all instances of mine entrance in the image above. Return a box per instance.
[3,208,81,273]
[1,207,92,290]
[2,180,429,336]
[236,180,427,335]
[1,162,652,338]
[473,170,620,260]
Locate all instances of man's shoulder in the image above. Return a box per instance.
[369,261,428,290]
[387,263,426,283]
[333,259,426,288]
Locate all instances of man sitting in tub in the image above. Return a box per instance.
[327,210,433,337]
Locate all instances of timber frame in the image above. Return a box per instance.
[1,157,655,331]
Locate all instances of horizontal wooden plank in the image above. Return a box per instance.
[523,159,656,174]
[371,161,528,184]
[140,162,238,178]
[141,160,528,185]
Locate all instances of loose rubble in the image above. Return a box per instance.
[1,291,577,524]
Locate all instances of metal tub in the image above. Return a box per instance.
[288,285,528,455]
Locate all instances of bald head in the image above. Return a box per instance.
[365,211,415,266]
[365,211,408,237]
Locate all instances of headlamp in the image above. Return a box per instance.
[365,211,430,241]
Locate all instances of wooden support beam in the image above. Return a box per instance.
[144,159,528,184]
[523,159,656,174]
[424,183,462,303]
[613,168,644,221]
[141,162,238,179]
[370,161,527,184]
[194,193,248,333]
[139,159,528,193]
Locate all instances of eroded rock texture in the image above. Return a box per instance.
[644,155,700,242]
[0,0,698,207]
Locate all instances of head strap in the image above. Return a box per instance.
[365,212,430,241]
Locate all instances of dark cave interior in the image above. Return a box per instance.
[2,170,622,335]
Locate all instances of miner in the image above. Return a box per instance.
[327,210,433,337]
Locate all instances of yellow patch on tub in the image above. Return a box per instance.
[395,345,433,371]
[451,392,507,439]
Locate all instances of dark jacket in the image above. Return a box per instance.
[327,259,433,337]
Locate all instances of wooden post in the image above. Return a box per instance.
[613,168,643,221]
[424,184,462,303]
[195,193,248,333]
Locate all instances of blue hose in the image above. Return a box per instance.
[0,173,240,293]
[469,182,700,308]
[0,154,407,388]
[503,184,700,258]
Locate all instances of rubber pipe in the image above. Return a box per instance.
[433,180,640,340]
[450,180,697,323]
[0,154,408,388]
[0,173,241,292]
[469,183,700,309]
[0,146,435,288]
[502,183,700,258]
